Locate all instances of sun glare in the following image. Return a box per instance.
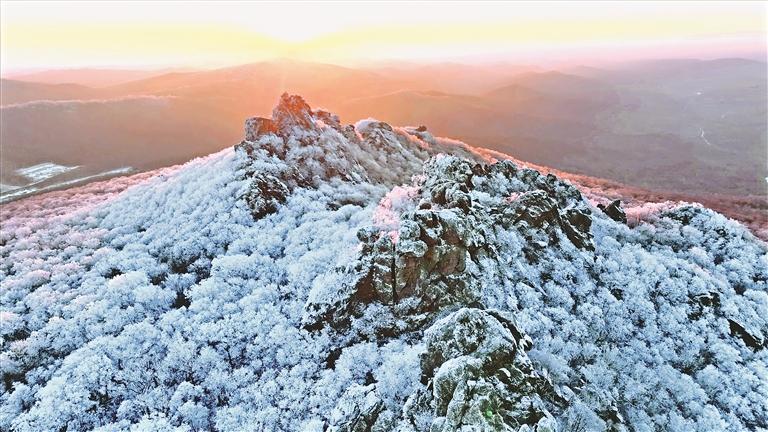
[1,1,765,69]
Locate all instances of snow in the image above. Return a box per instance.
[16,162,79,183]
[1,167,134,204]
[372,185,420,243]
[0,184,20,194]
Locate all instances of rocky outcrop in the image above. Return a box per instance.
[418,308,560,432]
[235,94,444,219]
[242,93,316,143]
[243,173,290,219]
[728,319,767,351]
[303,155,595,330]
[271,93,315,132]
[328,385,386,432]
[354,205,486,310]
[236,94,359,219]
[243,117,278,142]
[290,133,598,430]
[325,309,562,431]
[501,190,594,252]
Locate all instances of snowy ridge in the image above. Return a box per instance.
[1,94,766,431]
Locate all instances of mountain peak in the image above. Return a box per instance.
[235,94,488,219]
[273,92,314,130]
[244,93,339,142]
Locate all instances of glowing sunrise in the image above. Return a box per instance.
[2,2,765,69]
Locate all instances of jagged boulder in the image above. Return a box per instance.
[358,121,398,151]
[241,93,326,148]
[420,157,480,213]
[315,109,342,129]
[325,309,562,431]
[498,191,593,252]
[597,200,627,224]
[421,309,531,380]
[505,191,559,228]
[236,94,355,219]
[236,93,426,221]
[728,318,767,351]
[562,208,593,250]
[352,211,480,311]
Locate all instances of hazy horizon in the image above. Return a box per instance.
[3,54,768,77]
[2,1,765,72]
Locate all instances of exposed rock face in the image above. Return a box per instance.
[728,319,767,351]
[271,93,315,131]
[328,385,386,432]
[303,155,595,330]
[243,93,315,143]
[597,200,627,224]
[354,204,482,310]
[236,93,367,219]
[502,190,593,252]
[243,117,277,142]
[325,309,562,432]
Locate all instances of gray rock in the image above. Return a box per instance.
[303,155,595,331]
[728,318,767,351]
[500,191,593,252]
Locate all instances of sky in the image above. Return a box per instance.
[1,1,765,71]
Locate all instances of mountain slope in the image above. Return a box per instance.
[1,95,766,431]
[0,96,241,194]
[0,79,101,106]
[5,68,186,88]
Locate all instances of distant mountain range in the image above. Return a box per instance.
[1,58,765,228]
[4,67,194,88]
